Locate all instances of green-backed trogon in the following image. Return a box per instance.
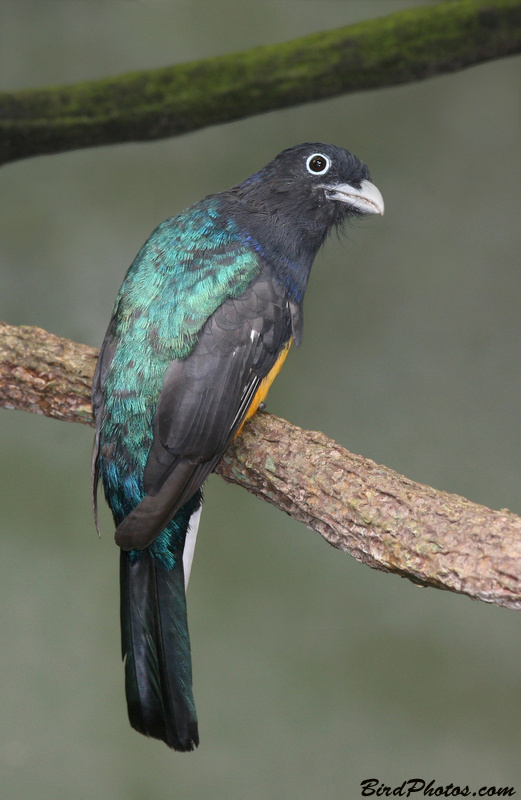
[92,143,384,751]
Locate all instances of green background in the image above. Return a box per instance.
[1,1,520,798]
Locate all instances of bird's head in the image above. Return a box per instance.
[222,143,383,304]
[226,142,384,264]
[229,142,384,258]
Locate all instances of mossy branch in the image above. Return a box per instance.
[1,0,520,166]
[2,320,521,612]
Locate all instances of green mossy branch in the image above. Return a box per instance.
[2,321,521,611]
[1,0,520,165]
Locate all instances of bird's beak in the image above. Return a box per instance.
[323,179,385,215]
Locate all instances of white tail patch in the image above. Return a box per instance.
[183,506,202,589]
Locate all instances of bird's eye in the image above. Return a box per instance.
[306,153,331,175]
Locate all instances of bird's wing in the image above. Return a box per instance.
[114,269,292,551]
[92,200,265,527]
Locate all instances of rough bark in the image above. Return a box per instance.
[1,0,520,165]
[0,322,97,424]
[2,321,520,611]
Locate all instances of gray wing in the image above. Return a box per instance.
[114,271,294,551]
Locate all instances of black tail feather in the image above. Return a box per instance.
[120,549,199,751]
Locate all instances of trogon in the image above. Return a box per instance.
[92,142,384,751]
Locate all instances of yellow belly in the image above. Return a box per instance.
[235,337,293,437]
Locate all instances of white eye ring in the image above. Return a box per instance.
[306,153,331,175]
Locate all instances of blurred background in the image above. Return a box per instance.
[1,1,520,798]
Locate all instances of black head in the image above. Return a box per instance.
[228,142,384,262]
[221,143,383,305]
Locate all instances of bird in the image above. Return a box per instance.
[91,142,384,751]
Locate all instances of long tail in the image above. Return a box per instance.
[119,543,199,751]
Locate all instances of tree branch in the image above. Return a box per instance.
[2,321,520,611]
[1,0,520,166]
[0,322,97,424]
